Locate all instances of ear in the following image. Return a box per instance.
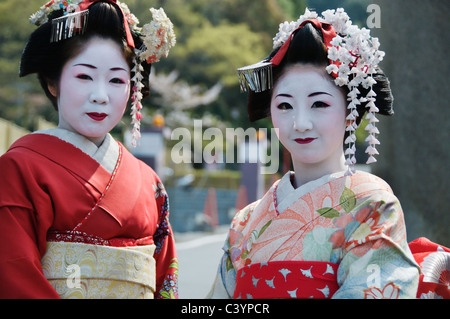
[47,81,57,97]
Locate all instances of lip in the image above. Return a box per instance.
[87,112,107,121]
[294,138,316,144]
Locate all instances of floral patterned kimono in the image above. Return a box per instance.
[0,129,178,298]
[209,170,422,299]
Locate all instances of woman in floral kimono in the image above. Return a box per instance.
[0,0,177,298]
[209,8,448,299]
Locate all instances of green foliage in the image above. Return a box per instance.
[152,0,305,128]
[0,0,53,130]
[172,23,269,87]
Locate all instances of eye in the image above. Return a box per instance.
[277,102,293,110]
[76,74,92,81]
[311,101,330,108]
[110,78,126,84]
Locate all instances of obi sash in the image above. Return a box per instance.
[234,261,339,299]
[41,241,156,299]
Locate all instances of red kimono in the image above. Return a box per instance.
[0,133,178,298]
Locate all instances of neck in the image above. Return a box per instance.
[87,135,106,148]
[56,125,106,148]
[291,153,346,188]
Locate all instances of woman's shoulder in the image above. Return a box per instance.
[349,170,394,194]
[0,134,43,163]
[230,178,281,227]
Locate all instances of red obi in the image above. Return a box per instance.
[233,261,339,299]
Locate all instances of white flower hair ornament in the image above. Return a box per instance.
[29,0,176,147]
[237,8,386,175]
[131,7,176,146]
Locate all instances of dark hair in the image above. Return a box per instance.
[247,22,393,123]
[20,2,151,110]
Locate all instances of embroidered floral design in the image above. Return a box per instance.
[220,172,419,298]
[236,204,252,227]
[330,201,385,254]
[153,182,171,255]
[153,182,166,199]
[364,282,400,299]
[231,219,272,267]
[157,258,179,299]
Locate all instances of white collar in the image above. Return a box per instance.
[276,170,346,214]
[33,128,119,174]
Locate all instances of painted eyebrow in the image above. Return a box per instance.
[308,91,333,97]
[73,64,128,72]
[275,93,292,98]
[275,92,333,98]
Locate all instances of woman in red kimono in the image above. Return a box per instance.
[0,0,177,298]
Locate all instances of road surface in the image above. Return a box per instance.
[175,229,228,299]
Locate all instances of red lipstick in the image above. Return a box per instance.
[87,112,107,121]
[295,138,315,144]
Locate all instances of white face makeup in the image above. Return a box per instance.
[51,37,131,146]
[270,64,347,183]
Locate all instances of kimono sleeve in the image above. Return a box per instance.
[0,153,59,298]
[0,206,60,298]
[207,237,237,298]
[332,192,420,299]
[152,181,178,299]
[208,201,257,299]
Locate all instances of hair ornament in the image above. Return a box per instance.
[237,61,273,93]
[237,8,386,175]
[30,0,83,26]
[139,8,176,64]
[130,7,176,146]
[50,9,89,42]
[29,0,176,147]
[129,52,144,147]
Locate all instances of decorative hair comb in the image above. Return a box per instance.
[50,9,89,42]
[237,61,273,93]
[237,8,385,175]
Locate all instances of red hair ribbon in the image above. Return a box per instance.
[270,19,340,77]
[77,0,135,48]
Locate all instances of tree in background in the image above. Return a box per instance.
[0,0,56,130]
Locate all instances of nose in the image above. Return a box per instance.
[293,109,313,132]
[89,83,109,105]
